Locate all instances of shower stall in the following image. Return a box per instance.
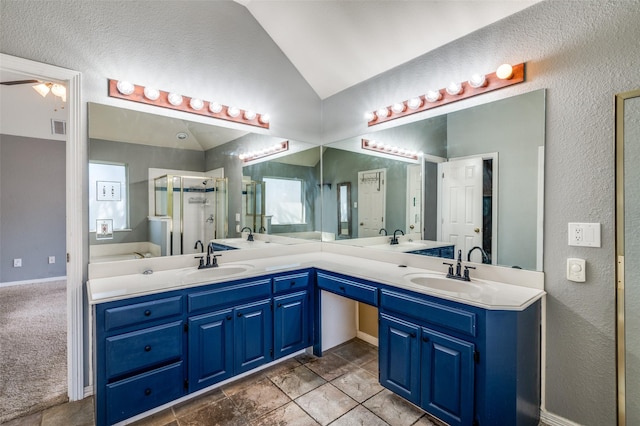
[153,174,228,255]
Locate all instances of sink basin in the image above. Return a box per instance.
[181,264,253,282]
[403,273,496,296]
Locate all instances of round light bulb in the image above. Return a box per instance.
[468,73,487,88]
[446,82,462,96]
[364,111,375,121]
[209,102,223,113]
[50,84,66,98]
[496,64,514,80]
[259,113,270,124]
[239,153,247,160]
[425,90,442,102]
[244,110,257,120]
[227,106,240,117]
[376,107,389,120]
[167,92,183,106]
[116,80,135,96]
[369,140,378,148]
[189,98,204,110]
[392,102,405,114]
[143,87,160,100]
[407,97,422,110]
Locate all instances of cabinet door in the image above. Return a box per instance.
[379,313,421,404]
[188,309,234,392]
[234,299,273,374]
[421,327,475,426]
[274,291,309,358]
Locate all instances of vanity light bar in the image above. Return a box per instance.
[366,62,525,127]
[108,79,270,129]
[361,139,419,160]
[239,140,289,162]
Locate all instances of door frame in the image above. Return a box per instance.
[1,54,85,401]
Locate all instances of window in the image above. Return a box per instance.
[89,162,129,232]
[264,177,305,225]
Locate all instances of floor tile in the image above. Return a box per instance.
[305,352,353,381]
[329,405,390,426]
[331,368,384,403]
[128,408,175,426]
[295,383,357,426]
[40,397,94,426]
[294,352,318,365]
[172,388,226,418]
[221,371,266,397]
[360,358,379,377]
[263,357,303,379]
[412,414,445,426]
[250,401,319,426]
[363,390,424,426]
[270,365,326,399]
[177,397,247,426]
[1,411,42,426]
[229,377,291,420]
[331,339,378,366]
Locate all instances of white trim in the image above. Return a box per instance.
[0,54,85,402]
[0,276,66,288]
[540,408,583,426]
[537,146,545,271]
[356,330,379,347]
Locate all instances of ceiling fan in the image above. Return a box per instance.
[1,79,67,102]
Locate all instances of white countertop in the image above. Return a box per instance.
[87,251,544,311]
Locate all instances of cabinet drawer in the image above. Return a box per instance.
[380,289,476,337]
[104,296,183,332]
[273,271,310,293]
[106,321,183,379]
[188,278,271,313]
[106,361,184,425]
[317,272,378,305]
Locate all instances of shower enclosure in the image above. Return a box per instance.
[153,174,228,255]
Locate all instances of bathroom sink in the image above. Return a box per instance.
[181,264,253,282]
[403,273,496,296]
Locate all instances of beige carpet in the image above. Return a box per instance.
[0,280,68,423]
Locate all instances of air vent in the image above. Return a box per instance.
[51,119,66,135]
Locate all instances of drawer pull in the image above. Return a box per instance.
[144,345,151,352]
[339,286,346,291]
[144,388,152,396]
[144,310,151,317]
[290,281,296,286]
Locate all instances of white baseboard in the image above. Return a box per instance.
[356,330,379,347]
[0,276,66,288]
[84,386,94,398]
[540,409,583,426]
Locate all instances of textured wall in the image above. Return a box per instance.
[323,2,640,424]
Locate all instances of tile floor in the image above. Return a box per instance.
[4,339,449,426]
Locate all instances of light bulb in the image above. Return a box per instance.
[168,92,183,106]
[209,102,223,113]
[468,74,487,88]
[376,107,389,120]
[50,84,66,102]
[496,64,514,80]
[364,111,375,121]
[239,153,247,160]
[425,90,442,102]
[446,82,462,96]
[116,80,135,96]
[189,98,204,110]
[259,113,270,124]
[143,87,160,101]
[392,102,405,114]
[369,140,378,148]
[407,97,422,110]
[244,110,257,120]
[227,106,240,117]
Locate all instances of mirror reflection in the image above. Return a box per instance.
[323,89,545,271]
[88,103,320,262]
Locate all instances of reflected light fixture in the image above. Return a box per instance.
[239,140,289,162]
[362,139,419,160]
[32,82,67,102]
[108,79,270,129]
[365,62,525,126]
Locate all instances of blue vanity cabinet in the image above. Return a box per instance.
[234,298,273,374]
[274,291,310,358]
[95,293,187,425]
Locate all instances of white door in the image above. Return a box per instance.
[358,169,386,237]
[439,158,483,259]
[406,164,422,237]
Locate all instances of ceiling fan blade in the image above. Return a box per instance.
[0,79,41,85]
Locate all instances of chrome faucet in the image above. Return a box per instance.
[379,228,388,236]
[194,239,204,253]
[241,226,254,241]
[443,249,475,281]
[390,229,404,245]
[467,246,490,264]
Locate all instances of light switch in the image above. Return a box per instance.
[568,223,601,247]
[567,258,586,282]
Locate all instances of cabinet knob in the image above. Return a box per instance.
[290,281,296,286]
[237,312,243,317]
[422,336,429,342]
[410,332,416,338]
[339,286,345,291]
[144,310,151,316]
[144,345,151,352]
[277,303,282,307]
[144,388,152,396]
[226,315,232,321]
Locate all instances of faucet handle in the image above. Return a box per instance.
[463,265,476,280]
[194,255,205,269]
[443,262,455,276]
[211,254,221,267]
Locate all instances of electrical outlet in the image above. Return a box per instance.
[13,258,22,267]
[568,223,601,247]
[49,256,56,264]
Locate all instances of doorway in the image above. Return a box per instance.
[357,168,386,237]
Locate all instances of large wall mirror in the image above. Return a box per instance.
[88,103,320,262]
[322,89,546,272]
